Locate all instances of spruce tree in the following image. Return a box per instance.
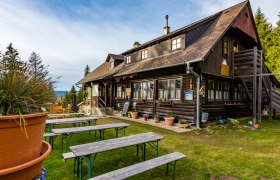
[84,65,90,77]
[28,52,50,81]
[254,8,273,53]
[266,12,280,81]
[69,85,77,112]
[62,91,70,108]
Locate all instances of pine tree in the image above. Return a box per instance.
[266,12,280,81]
[62,91,70,108]
[69,85,77,112]
[84,65,90,77]
[1,43,26,75]
[254,8,273,53]
[77,87,84,104]
[28,52,50,81]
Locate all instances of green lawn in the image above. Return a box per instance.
[44,116,280,180]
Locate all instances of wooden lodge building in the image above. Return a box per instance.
[78,1,280,126]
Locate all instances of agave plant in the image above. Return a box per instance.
[0,43,55,115]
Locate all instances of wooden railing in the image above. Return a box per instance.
[271,88,280,111]
[99,97,105,109]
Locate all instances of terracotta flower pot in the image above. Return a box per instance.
[144,117,148,121]
[164,117,175,126]
[0,112,48,169]
[130,112,138,119]
[0,141,51,179]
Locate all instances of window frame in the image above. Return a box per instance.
[110,61,114,69]
[158,78,182,100]
[223,39,229,57]
[126,55,131,64]
[133,81,154,100]
[116,84,125,99]
[171,38,182,50]
[141,49,148,59]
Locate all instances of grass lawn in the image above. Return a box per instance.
[44,116,280,180]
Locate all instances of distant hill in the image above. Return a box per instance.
[55,91,66,99]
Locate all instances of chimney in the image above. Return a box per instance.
[133,41,141,48]
[164,15,170,35]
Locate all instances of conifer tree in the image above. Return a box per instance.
[28,52,50,81]
[254,8,273,53]
[84,65,90,77]
[69,85,77,112]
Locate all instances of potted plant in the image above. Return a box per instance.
[153,114,160,123]
[0,44,54,178]
[143,114,149,121]
[130,107,138,119]
[177,119,190,128]
[164,111,175,126]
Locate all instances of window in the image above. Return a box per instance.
[158,80,168,99]
[207,79,230,101]
[234,83,247,101]
[216,81,223,100]
[133,81,154,99]
[141,50,148,59]
[208,80,215,100]
[110,61,114,69]
[126,56,131,64]
[223,82,230,100]
[133,83,139,99]
[158,79,181,100]
[172,38,181,50]
[117,85,125,99]
[223,40,229,57]
[233,41,239,53]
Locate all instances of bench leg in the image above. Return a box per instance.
[79,157,83,180]
[61,134,68,153]
[166,161,178,180]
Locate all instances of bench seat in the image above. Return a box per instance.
[89,152,185,180]
[62,152,76,160]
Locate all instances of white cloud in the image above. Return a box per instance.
[0,0,278,90]
[0,1,150,90]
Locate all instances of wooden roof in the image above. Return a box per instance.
[115,1,248,77]
[78,1,249,83]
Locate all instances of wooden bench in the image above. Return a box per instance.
[43,133,59,148]
[89,152,186,180]
[62,152,78,173]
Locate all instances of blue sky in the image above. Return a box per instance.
[0,0,279,91]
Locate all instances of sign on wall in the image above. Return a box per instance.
[221,64,230,77]
[185,91,193,101]
[92,84,99,96]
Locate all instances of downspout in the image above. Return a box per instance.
[185,59,203,130]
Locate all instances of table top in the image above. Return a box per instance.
[52,123,130,134]
[48,113,85,116]
[70,132,164,157]
[46,116,103,125]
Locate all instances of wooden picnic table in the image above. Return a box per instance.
[45,116,103,132]
[52,123,130,153]
[70,132,164,180]
[48,112,85,118]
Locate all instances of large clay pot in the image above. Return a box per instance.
[0,112,48,169]
[0,141,51,179]
[130,112,138,119]
[164,117,175,126]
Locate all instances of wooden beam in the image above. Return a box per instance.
[257,50,263,123]
[153,79,156,115]
[269,83,272,120]
[252,47,257,124]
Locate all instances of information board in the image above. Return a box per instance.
[122,101,130,116]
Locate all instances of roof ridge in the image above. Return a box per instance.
[120,0,248,55]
